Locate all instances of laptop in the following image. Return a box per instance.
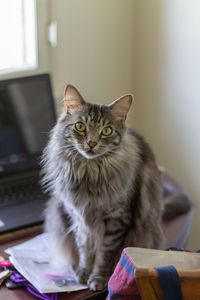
[0,74,57,233]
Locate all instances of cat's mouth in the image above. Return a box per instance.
[77,145,104,159]
[87,149,95,155]
[81,148,102,159]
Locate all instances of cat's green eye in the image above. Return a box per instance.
[102,127,113,136]
[75,122,86,132]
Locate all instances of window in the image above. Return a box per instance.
[0,0,37,74]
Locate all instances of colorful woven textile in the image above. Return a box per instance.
[106,250,141,300]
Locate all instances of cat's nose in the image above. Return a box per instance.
[87,140,97,149]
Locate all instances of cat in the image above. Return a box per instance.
[41,85,165,291]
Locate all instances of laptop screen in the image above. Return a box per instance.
[0,74,56,176]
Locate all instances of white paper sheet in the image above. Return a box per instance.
[5,233,87,294]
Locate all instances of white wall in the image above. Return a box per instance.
[133,0,200,250]
[49,0,135,113]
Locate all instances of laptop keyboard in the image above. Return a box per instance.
[0,173,49,208]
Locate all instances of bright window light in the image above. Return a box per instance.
[0,0,37,74]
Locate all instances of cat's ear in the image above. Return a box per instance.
[109,94,133,120]
[64,85,86,114]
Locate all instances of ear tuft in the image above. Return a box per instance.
[64,85,85,114]
[109,94,133,120]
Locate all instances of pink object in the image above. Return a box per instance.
[107,250,141,300]
[46,273,66,278]
[0,260,12,267]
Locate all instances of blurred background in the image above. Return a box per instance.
[0,0,199,249]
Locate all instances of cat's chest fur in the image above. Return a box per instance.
[59,133,139,225]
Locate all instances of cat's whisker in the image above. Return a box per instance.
[59,145,77,152]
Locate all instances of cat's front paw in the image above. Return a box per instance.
[75,267,90,285]
[87,274,108,291]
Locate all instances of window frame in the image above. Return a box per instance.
[0,0,50,80]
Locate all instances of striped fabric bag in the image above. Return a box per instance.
[106,249,141,300]
[106,247,200,300]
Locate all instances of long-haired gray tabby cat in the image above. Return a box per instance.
[42,85,165,291]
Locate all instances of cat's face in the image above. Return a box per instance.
[59,85,133,159]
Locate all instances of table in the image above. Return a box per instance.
[0,183,193,300]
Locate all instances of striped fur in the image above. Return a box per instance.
[41,86,164,291]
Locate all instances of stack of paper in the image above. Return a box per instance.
[5,233,87,294]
